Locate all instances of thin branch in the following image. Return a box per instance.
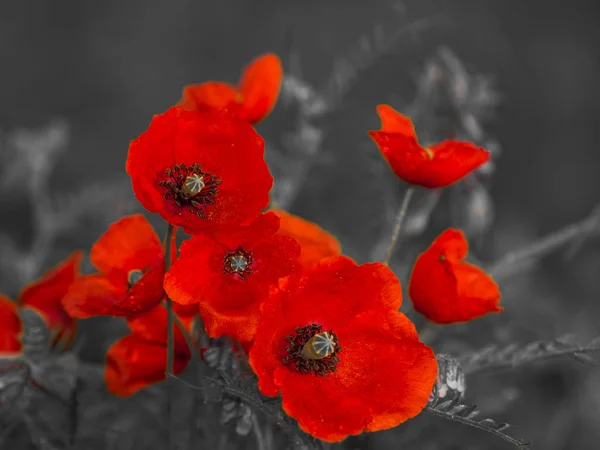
[252,414,267,450]
[487,204,600,280]
[383,186,415,265]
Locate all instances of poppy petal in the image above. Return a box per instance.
[272,209,341,267]
[90,215,163,278]
[105,334,189,397]
[374,104,417,138]
[0,295,22,355]
[19,251,82,348]
[409,228,502,323]
[61,275,124,318]
[238,53,283,123]
[179,81,243,113]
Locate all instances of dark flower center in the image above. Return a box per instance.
[127,269,146,290]
[282,324,341,376]
[223,248,253,280]
[159,163,221,217]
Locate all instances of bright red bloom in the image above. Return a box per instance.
[164,212,301,344]
[105,304,192,396]
[271,209,341,268]
[368,104,490,188]
[408,228,503,324]
[180,53,283,124]
[0,295,22,356]
[19,251,82,349]
[62,215,166,318]
[249,256,437,442]
[126,106,273,233]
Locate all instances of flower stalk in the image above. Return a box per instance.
[383,186,415,266]
[163,223,175,450]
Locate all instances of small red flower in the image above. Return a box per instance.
[105,304,192,396]
[126,106,273,233]
[249,256,437,442]
[19,251,82,349]
[164,212,301,344]
[180,53,283,124]
[368,104,490,188]
[0,295,22,356]
[408,228,503,324]
[62,215,166,318]
[271,209,341,267]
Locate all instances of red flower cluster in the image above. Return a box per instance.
[42,52,507,443]
[1,252,82,355]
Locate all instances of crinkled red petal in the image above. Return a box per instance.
[105,334,190,397]
[271,209,341,267]
[179,81,243,113]
[237,53,283,124]
[90,214,163,278]
[19,251,82,348]
[0,295,22,355]
[61,275,125,318]
[409,228,502,323]
[126,106,273,233]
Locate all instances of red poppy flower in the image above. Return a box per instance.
[408,228,503,324]
[180,53,283,124]
[164,212,301,344]
[271,209,341,267]
[62,215,167,318]
[105,304,192,396]
[126,106,273,233]
[0,295,22,356]
[249,256,437,442]
[368,104,490,188]
[19,251,82,349]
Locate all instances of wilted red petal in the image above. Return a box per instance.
[19,251,82,348]
[271,209,341,267]
[368,104,490,188]
[408,228,502,323]
[126,106,273,233]
[179,81,242,113]
[238,53,283,123]
[105,334,189,397]
[164,213,300,343]
[90,215,163,278]
[249,261,435,442]
[0,295,22,355]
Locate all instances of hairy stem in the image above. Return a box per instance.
[383,186,415,266]
[487,205,600,280]
[163,223,175,450]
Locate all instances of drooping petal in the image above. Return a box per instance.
[237,53,283,123]
[61,275,125,318]
[271,209,341,267]
[0,295,22,355]
[19,251,82,348]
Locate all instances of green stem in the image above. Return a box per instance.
[383,186,415,266]
[163,223,175,450]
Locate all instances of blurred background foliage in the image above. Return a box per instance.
[1,1,600,449]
